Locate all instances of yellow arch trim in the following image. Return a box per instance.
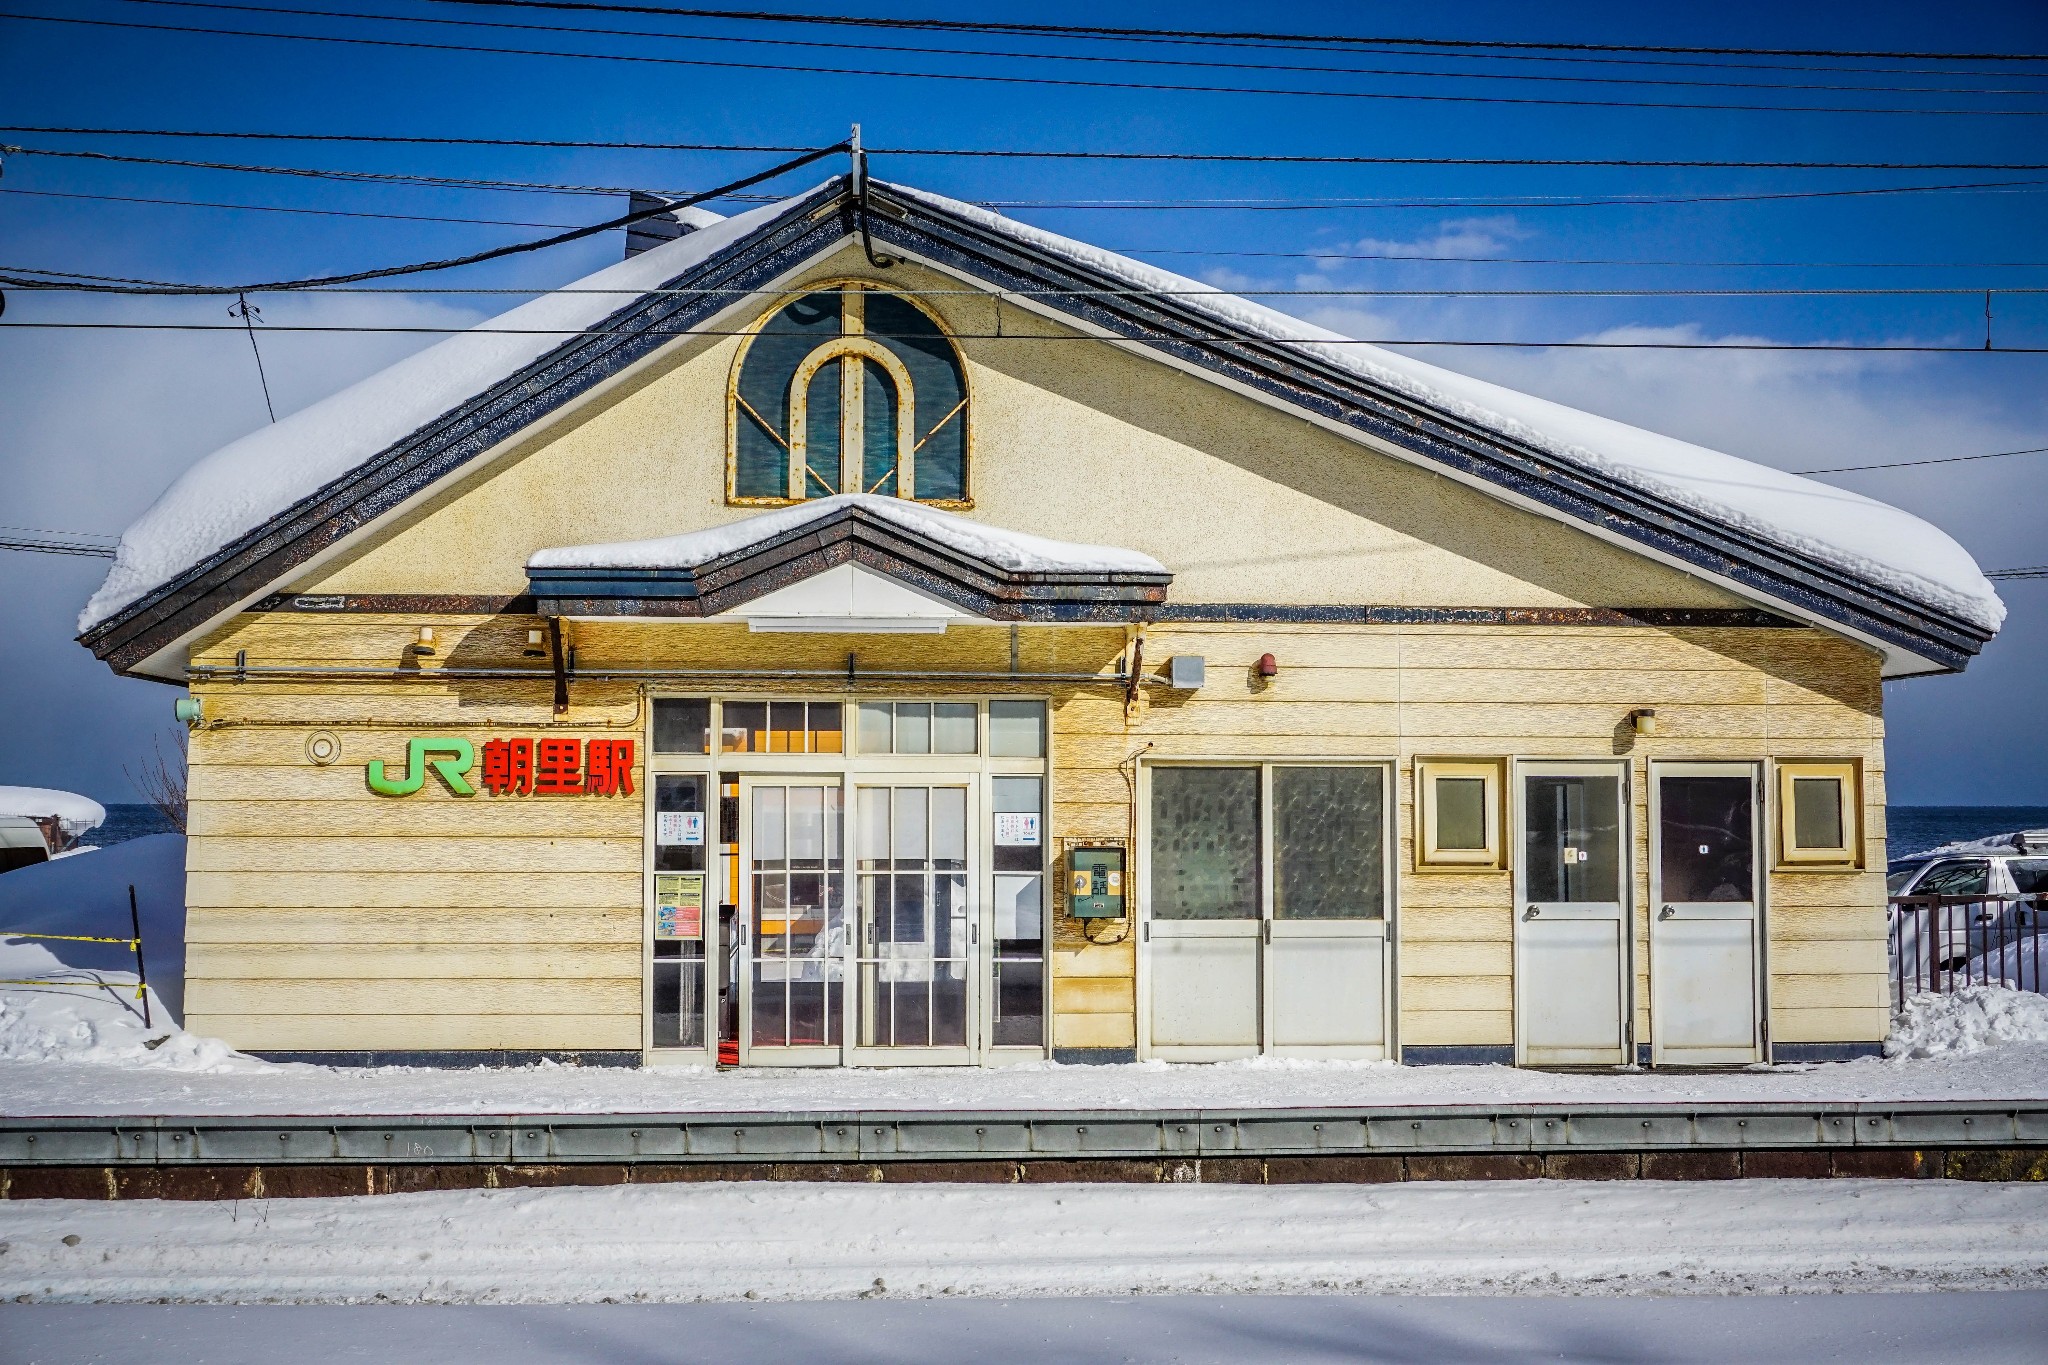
[787,336,918,500]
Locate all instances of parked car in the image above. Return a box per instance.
[1889,831,2048,992]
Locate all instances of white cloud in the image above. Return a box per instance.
[1350,215,1532,260]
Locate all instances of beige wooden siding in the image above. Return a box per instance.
[184,611,1886,1055]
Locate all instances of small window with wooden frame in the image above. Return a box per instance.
[1415,759,1505,870]
[1775,759,1861,868]
[728,281,970,508]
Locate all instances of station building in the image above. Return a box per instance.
[78,176,2002,1068]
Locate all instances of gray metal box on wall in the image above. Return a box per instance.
[1165,655,1205,690]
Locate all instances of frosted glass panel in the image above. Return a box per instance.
[1792,777,1844,850]
[788,785,824,861]
[857,786,889,863]
[1435,777,1489,851]
[894,703,931,755]
[1274,766,1385,920]
[933,702,977,755]
[893,787,928,861]
[989,700,1045,758]
[1149,767,1259,921]
[858,702,893,754]
[754,786,785,862]
[932,787,967,862]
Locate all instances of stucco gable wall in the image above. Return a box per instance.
[294,250,1739,610]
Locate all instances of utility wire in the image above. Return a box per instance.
[17,187,2048,270]
[4,321,2044,353]
[107,1,2048,100]
[1986,566,2048,580]
[1793,444,2048,473]
[11,10,2048,116]
[0,144,840,293]
[439,1,2048,63]
[16,137,2048,173]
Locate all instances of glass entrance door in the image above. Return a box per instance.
[852,780,976,1062]
[738,777,844,1063]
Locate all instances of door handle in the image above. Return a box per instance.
[1660,905,1677,920]
[1524,905,1540,919]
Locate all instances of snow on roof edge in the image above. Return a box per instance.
[0,787,107,833]
[79,186,834,636]
[529,494,1169,576]
[883,183,2004,636]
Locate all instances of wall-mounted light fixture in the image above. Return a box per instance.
[523,628,547,658]
[173,697,202,726]
[414,626,437,656]
[1631,707,1659,736]
[1256,652,1279,679]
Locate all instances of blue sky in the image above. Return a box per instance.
[1,0,2044,805]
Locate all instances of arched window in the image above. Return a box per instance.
[729,284,969,505]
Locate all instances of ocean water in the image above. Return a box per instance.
[1886,806,2048,859]
[80,804,2044,859]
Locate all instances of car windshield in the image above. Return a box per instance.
[1886,861,1928,894]
[1912,859,1992,898]
[2012,860,2048,895]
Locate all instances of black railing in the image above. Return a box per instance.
[1890,893,2048,1010]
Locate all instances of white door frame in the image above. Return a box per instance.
[1511,758,1633,1067]
[1137,757,1398,1062]
[1648,760,1767,1066]
[737,772,847,1067]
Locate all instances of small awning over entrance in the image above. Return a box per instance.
[525,494,1171,629]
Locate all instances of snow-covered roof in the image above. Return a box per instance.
[78,193,818,633]
[887,184,2004,636]
[529,493,1168,576]
[81,174,2002,669]
[0,787,106,837]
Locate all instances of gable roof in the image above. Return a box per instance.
[79,174,2000,679]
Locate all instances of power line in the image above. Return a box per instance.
[1986,566,2048,580]
[968,182,2048,210]
[435,1,2048,63]
[17,135,2048,173]
[1121,246,2048,269]
[1793,444,2048,474]
[0,524,120,558]
[110,1,2048,101]
[11,10,2048,116]
[0,185,588,230]
[114,0,2048,81]
[0,145,839,293]
[4,321,2044,352]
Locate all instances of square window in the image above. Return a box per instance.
[989,700,1046,758]
[1777,760,1859,866]
[933,702,978,755]
[652,698,710,755]
[1416,759,1504,869]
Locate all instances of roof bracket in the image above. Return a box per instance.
[850,123,896,271]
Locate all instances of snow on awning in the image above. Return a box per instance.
[526,494,1171,625]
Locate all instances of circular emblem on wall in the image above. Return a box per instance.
[305,730,342,766]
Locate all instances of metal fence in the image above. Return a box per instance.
[1891,893,2048,1010]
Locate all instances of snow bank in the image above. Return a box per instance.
[1887,986,2048,1059]
[888,184,2003,634]
[0,950,256,1073]
[0,832,187,1019]
[530,493,1168,575]
[79,193,827,633]
[0,786,105,839]
[9,1180,2048,1304]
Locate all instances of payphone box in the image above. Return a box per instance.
[1067,846,1126,919]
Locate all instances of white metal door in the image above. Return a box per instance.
[1265,765,1391,1058]
[1651,763,1764,1065]
[738,777,844,1064]
[1147,766,1262,1057]
[1146,764,1393,1060]
[850,778,977,1064]
[1514,762,1630,1066]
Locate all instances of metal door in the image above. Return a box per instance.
[1147,766,1262,1057]
[737,777,844,1064]
[1651,763,1764,1065]
[851,778,977,1064]
[1514,762,1630,1066]
[1265,765,1391,1058]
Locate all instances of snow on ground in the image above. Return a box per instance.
[531,492,1168,575]
[5,1179,2047,1304]
[1888,986,2048,1059]
[0,832,187,1021]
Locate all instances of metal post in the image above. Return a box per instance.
[129,883,151,1031]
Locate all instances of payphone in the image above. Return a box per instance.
[1067,846,1126,919]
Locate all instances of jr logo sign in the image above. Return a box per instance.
[366,738,476,797]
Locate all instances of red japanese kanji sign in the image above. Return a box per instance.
[475,737,634,797]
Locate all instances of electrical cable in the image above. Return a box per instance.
[11,10,2048,116]
[2,321,2043,352]
[1793,444,2048,474]
[0,185,588,230]
[107,0,2048,100]
[1985,566,2048,580]
[433,2,2048,62]
[0,144,840,293]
